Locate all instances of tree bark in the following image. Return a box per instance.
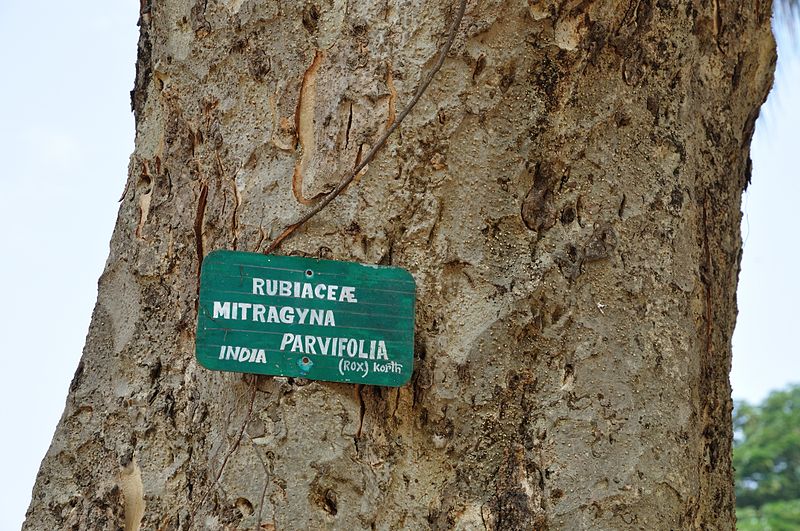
[25,0,775,529]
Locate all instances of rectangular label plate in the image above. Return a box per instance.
[196,250,416,386]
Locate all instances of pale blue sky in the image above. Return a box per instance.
[731,28,800,403]
[0,2,797,529]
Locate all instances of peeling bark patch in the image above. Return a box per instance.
[584,224,618,262]
[235,497,254,516]
[69,360,85,393]
[560,205,575,225]
[135,163,153,239]
[292,50,324,206]
[118,457,145,531]
[472,53,486,82]
[668,187,684,215]
[355,384,367,441]
[693,185,738,523]
[248,52,271,81]
[130,10,152,124]
[499,62,517,93]
[322,489,338,515]
[555,243,583,281]
[302,5,320,34]
[490,444,546,530]
[270,94,296,151]
[531,55,562,102]
[308,480,339,517]
[741,106,760,153]
[712,0,723,50]
[191,0,211,37]
[521,162,563,235]
[622,50,644,86]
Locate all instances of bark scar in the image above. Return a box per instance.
[344,101,353,149]
[712,0,724,53]
[385,62,397,129]
[194,182,208,285]
[292,50,326,206]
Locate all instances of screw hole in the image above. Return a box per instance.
[305,269,313,277]
[302,357,310,364]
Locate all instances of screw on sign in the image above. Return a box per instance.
[195,250,416,386]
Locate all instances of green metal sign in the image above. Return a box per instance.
[195,250,416,386]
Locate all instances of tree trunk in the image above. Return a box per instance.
[25,0,774,529]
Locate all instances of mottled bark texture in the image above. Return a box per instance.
[26,0,774,529]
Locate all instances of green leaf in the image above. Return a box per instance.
[734,385,800,508]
